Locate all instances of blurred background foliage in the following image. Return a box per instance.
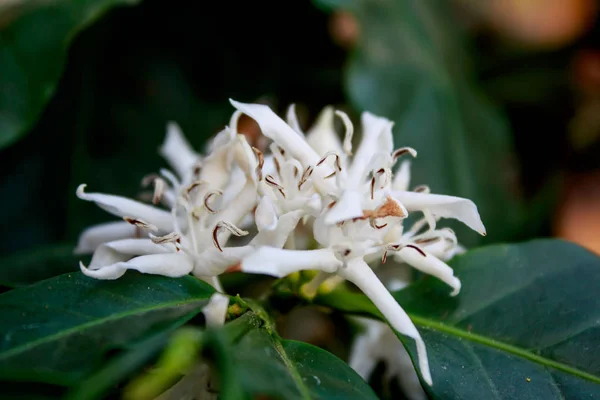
[2,0,600,398]
[1,0,600,293]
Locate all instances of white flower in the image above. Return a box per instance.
[202,293,230,328]
[76,120,298,290]
[240,214,434,386]
[232,101,487,387]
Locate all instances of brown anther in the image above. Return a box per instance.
[413,185,430,194]
[141,174,166,205]
[414,237,441,245]
[278,147,286,156]
[212,221,249,252]
[392,147,417,161]
[317,152,342,171]
[327,201,337,209]
[252,147,264,181]
[374,222,388,229]
[204,191,222,214]
[406,244,426,257]
[343,249,351,256]
[324,171,337,179]
[293,165,299,178]
[382,251,388,264]
[123,217,158,232]
[193,162,202,179]
[186,180,208,195]
[370,176,376,200]
[273,157,281,176]
[265,175,286,198]
[377,168,385,175]
[298,166,314,190]
[212,226,222,252]
[150,232,182,251]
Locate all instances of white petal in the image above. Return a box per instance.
[159,122,199,178]
[119,253,194,277]
[306,106,343,156]
[241,247,341,278]
[77,184,173,232]
[202,293,230,328]
[255,196,278,231]
[251,210,303,248]
[199,128,237,189]
[337,258,432,386]
[208,179,257,246]
[75,221,136,254]
[85,238,170,269]
[348,112,394,180]
[194,246,254,277]
[397,246,461,296]
[393,160,411,192]
[81,252,193,280]
[325,190,364,224]
[233,135,258,182]
[286,104,304,135]
[229,100,319,167]
[393,191,486,235]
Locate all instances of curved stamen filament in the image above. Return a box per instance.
[204,190,223,214]
[298,165,314,190]
[413,185,431,194]
[265,175,286,198]
[150,232,182,251]
[392,147,417,163]
[123,216,158,232]
[212,221,249,252]
[335,110,354,156]
[252,147,264,181]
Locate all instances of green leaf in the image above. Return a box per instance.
[318,240,600,399]
[0,0,141,149]
[211,311,378,400]
[0,243,80,288]
[0,272,213,386]
[65,329,171,400]
[330,0,524,245]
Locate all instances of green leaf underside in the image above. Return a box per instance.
[317,240,600,399]
[330,0,523,246]
[220,312,378,400]
[0,0,141,149]
[0,272,214,385]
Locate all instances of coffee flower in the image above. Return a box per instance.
[232,100,486,386]
[76,121,300,290]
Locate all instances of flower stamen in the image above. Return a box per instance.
[204,190,223,214]
[335,110,354,156]
[252,147,264,181]
[212,221,249,252]
[123,216,158,232]
[298,166,314,190]
[265,175,286,198]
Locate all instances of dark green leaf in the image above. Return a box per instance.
[0,272,213,386]
[212,311,378,400]
[0,0,141,149]
[328,0,524,245]
[0,243,80,288]
[318,240,600,399]
[65,329,171,400]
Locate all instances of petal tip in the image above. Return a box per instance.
[76,184,88,199]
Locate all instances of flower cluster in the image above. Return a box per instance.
[75,100,485,387]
